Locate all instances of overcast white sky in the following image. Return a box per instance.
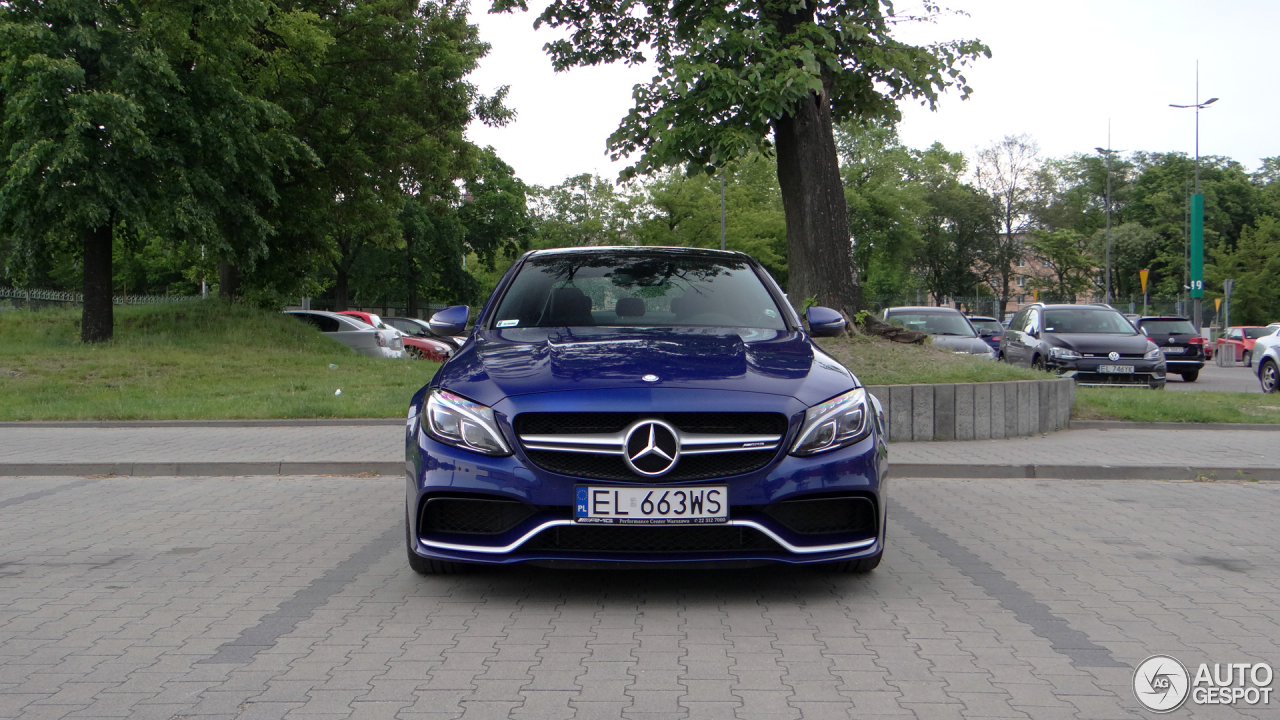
[465,1,1280,188]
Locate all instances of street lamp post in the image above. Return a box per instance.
[1170,60,1218,332]
[1094,136,1116,306]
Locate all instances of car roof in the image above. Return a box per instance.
[1137,316,1191,322]
[885,306,964,313]
[527,245,748,259]
[284,310,372,327]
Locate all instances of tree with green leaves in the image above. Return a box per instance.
[259,0,511,310]
[1207,215,1280,325]
[494,0,987,319]
[0,0,321,340]
[915,179,998,306]
[632,157,787,280]
[529,174,635,248]
[1024,229,1093,303]
[973,134,1039,318]
[837,120,966,303]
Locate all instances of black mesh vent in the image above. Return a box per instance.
[522,525,782,554]
[515,412,787,436]
[524,449,778,482]
[420,497,536,535]
[765,497,876,535]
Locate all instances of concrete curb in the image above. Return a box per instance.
[893,463,1280,481]
[0,461,406,477]
[0,419,405,428]
[1070,420,1280,431]
[867,378,1075,442]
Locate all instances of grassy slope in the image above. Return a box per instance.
[815,335,1043,385]
[1074,387,1280,424]
[3,305,1272,423]
[0,303,438,420]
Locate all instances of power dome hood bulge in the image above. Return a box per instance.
[432,326,857,408]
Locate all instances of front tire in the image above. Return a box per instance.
[405,346,425,360]
[826,551,882,574]
[1242,350,1252,368]
[1261,359,1279,394]
[1031,355,1046,372]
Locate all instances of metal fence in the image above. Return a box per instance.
[0,287,202,311]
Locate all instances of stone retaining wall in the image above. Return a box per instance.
[865,378,1075,442]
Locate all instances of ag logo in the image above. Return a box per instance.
[1134,655,1190,713]
[1109,351,1121,361]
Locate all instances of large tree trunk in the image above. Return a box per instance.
[81,222,114,343]
[333,265,349,311]
[772,7,864,320]
[218,261,240,301]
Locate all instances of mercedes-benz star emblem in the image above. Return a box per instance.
[1108,351,1121,361]
[623,420,681,477]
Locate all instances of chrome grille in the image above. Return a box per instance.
[514,412,787,482]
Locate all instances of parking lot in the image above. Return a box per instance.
[1165,363,1263,394]
[1,474,1276,719]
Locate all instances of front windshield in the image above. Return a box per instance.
[1244,327,1275,339]
[491,252,787,330]
[886,311,976,337]
[1043,309,1137,335]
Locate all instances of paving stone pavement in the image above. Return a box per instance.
[1,474,1277,719]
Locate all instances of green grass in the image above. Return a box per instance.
[0,303,438,420]
[815,335,1044,386]
[1073,387,1280,424]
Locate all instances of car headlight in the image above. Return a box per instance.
[1144,345,1163,360]
[791,388,871,456]
[1050,347,1082,360]
[423,389,511,456]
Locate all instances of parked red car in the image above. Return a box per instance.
[337,311,453,362]
[1215,326,1276,367]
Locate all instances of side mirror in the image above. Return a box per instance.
[806,306,846,337]
[428,305,470,336]
[1028,328,1039,338]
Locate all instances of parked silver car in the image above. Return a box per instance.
[883,306,995,359]
[284,310,404,359]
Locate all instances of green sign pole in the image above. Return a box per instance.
[1190,193,1204,329]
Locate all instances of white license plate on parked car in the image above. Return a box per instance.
[1098,365,1135,374]
[575,486,727,524]
[1162,347,1185,354]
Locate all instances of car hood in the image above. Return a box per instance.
[930,335,992,354]
[1046,333,1152,354]
[432,326,856,407]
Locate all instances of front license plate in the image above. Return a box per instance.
[575,486,728,524]
[1098,365,1135,374]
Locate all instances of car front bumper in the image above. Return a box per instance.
[403,394,889,568]
[1050,358,1166,387]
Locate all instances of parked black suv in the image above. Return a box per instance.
[1001,304,1167,388]
[1134,316,1205,382]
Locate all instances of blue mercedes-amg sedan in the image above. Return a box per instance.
[404,246,888,573]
